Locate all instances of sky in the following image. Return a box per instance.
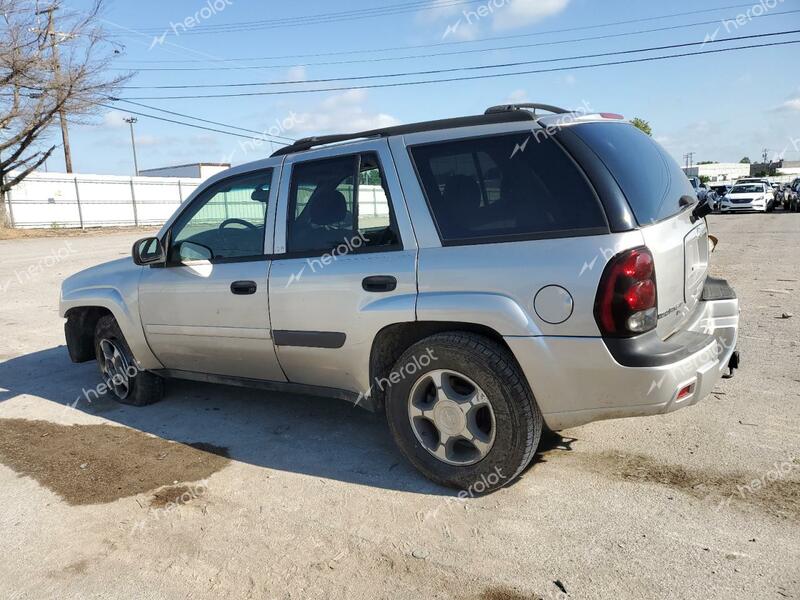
[39,0,800,175]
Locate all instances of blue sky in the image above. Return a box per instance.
[48,0,800,175]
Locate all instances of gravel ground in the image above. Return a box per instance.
[0,214,798,600]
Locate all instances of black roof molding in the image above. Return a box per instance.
[270,110,535,157]
[484,103,569,116]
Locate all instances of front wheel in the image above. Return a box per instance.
[385,332,542,493]
[94,315,164,406]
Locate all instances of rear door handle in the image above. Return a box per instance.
[231,280,257,295]
[362,275,397,293]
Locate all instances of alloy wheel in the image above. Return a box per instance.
[407,369,496,466]
[99,338,132,400]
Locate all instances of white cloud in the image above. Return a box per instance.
[101,110,127,129]
[778,97,800,111]
[417,0,463,24]
[423,0,569,39]
[563,74,577,86]
[441,20,480,41]
[491,0,570,30]
[135,134,161,147]
[291,90,401,136]
[505,89,529,103]
[286,65,307,82]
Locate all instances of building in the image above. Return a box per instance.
[777,160,800,177]
[682,163,751,183]
[138,162,230,180]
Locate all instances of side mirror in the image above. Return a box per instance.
[177,241,214,262]
[132,237,165,266]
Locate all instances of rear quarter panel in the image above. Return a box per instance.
[416,231,644,337]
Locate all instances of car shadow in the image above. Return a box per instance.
[0,346,572,496]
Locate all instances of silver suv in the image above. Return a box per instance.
[60,104,740,492]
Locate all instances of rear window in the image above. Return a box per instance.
[569,122,695,224]
[409,132,607,244]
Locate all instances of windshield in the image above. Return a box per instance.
[731,184,764,193]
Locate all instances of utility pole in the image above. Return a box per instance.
[762,148,769,165]
[683,152,695,169]
[124,116,139,176]
[35,3,74,173]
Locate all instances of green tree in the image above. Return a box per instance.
[739,157,751,164]
[630,117,652,136]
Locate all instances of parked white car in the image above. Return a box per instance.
[719,182,774,213]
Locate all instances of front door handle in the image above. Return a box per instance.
[231,280,257,295]
[362,275,397,293]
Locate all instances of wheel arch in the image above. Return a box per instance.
[63,306,113,362]
[368,321,523,412]
[61,289,162,369]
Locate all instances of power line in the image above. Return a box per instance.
[97,103,288,144]
[119,38,800,100]
[113,9,798,73]
[123,0,468,33]
[115,0,764,35]
[113,2,777,64]
[118,29,800,90]
[115,0,478,36]
[109,99,297,142]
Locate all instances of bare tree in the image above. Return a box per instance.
[0,0,130,227]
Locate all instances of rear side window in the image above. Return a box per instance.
[568,122,695,224]
[410,132,606,244]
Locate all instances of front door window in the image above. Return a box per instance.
[169,170,273,263]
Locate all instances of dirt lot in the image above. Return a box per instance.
[0,215,798,600]
[0,225,159,241]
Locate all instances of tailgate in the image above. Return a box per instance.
[640,209,709,338]
[559,120,710,338]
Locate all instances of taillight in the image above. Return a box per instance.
[594,247,658,337]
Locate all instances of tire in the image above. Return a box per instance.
[385,332,542,493]
[94,315,164,406]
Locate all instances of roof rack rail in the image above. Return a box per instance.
[273,133,377,157]
[270,110,535,157]
[484,103,568,116]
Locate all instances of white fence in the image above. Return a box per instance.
[5,172,391,230]
[5,172,202,229]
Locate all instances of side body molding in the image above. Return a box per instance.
[415,292,543,337]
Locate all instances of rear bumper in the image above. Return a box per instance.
[506,278,739,430]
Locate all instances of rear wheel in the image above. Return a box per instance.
[94,315,164,406]
[385,332,542,493]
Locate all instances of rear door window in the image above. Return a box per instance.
[287,153,400,254]
[409,132,607,244]
[567,122,695,224]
